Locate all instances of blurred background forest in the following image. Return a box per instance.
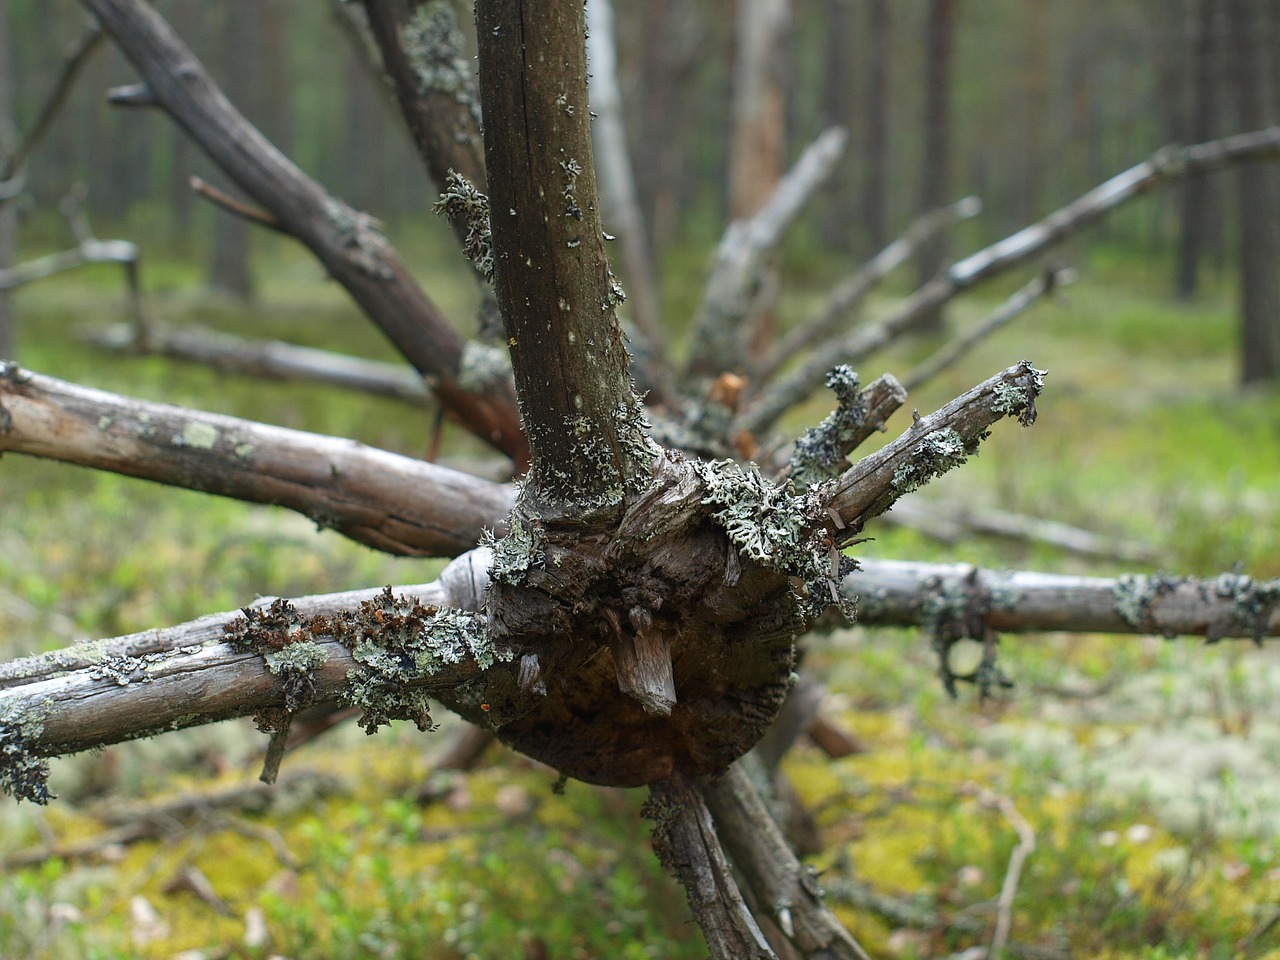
[5,2,1280,959]
[2,0,1271,322]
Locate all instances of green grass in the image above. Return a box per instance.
[4,222,1280,958]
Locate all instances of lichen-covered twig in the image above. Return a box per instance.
[685,127,848,378]
[846,559,1280,641]
[0,554,501,803]
[702,763,872,960]
[645,774,778,959]
[826,361,1045,534]
[781,369,907,487]
[758,195,982,383]
[0,364,513,557]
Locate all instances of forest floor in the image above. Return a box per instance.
[3,224,1280,960]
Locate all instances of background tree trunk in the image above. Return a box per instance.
[862,0,890,256]
[915,0,955,333]
[1176,0,1221,300]
[1228,0,1280,384]
[0,0,15,359]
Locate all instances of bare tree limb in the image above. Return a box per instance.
[702,763,872,960]
[82,320,435,409]
[646,773,778,960]
[902,266,1076,393]
[79,0,528,464]
[686,127,848,378]
[586,0,665,356]
[880,499,1160,566]
[0,364,512,557]
[759,195,982,383]
[826,361,1044,534]
[187,175,282,231]
[0,24,104,184]
[741,129,1280,435]
[844,559,1280,641]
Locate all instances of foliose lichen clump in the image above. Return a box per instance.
[991,360,1046,426]
[788,365,867,488]
[694,458,856,621]
[434,172,494,280]
[0,709,51,804]
[891,428,975,495]
[324,587,508,734]
[401,0,478,116]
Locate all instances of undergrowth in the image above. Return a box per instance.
[3,230,1280,957]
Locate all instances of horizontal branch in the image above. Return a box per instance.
[741,129,1280,435]
[686,127,848,378]
[759,195,982,382]
[0,364,512,557]
[846,559,1280,640]
[826,361,1044,534]
[82,321,434,407]
[0,238,138,292]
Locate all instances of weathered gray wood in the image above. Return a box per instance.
[686,127,848,378]
[742,129,1280,436]
[78,0,528,463]
[845,560,1280,641]
[0,364,513,557]
[828,361,1044,533]
[84,321,435,408]
[703,764,872,960]
[647,774,778,960]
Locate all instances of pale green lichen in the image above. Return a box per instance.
[991,361,1046,426]
[401,1,480,120]
[180,421,219,449]
[891,428,974,494]
[434,172,493,280]
[458,341,510,391]
[264,641,329,713]
[329,588,507,734]
[325,199,393,279]
[788,365,867,488]
[694,458,854,620]
[1112,573,1179,635]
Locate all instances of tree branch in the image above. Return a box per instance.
[79,0,528,464]
[0,364,512,557]
[685,127,848,379]
[0,25,105,184]
[586,0,664,356]
[759,195,982,383]
[475,0,654,514]
[902,266,1075,393]
[742,129,1280,435]
[845,559,1280,641]
[646,774,777,959]
[703,764,872,960]
[82,320,435,409]
[826,361,1044,535]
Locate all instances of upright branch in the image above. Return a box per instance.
[79,0,527,464]
[685,127,848,379]
[475,0,654,515]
